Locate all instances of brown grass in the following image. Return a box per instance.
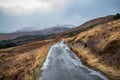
[0,40,53,80]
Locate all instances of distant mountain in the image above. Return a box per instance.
[15,27,38,33]
[0,25,72,41]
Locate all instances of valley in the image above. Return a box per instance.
[0,14,120,80]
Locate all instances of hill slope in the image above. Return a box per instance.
[65,19,120,80]
[59,15,114,37]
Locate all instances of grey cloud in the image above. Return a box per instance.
[0,0,120,33]
[64,0,120,17]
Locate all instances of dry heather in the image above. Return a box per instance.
[65,19,120,80]
[0,40,53,80]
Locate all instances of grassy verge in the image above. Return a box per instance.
[69,44,120,80]
[33,45,50,80]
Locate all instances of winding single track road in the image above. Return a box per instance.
[37,41,108,80]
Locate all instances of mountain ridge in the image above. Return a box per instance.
[58,15,114,37]
[0,25,72,41]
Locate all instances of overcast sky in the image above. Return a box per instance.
[0,0,120,33]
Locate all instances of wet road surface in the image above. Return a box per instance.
[37,41,108,80]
